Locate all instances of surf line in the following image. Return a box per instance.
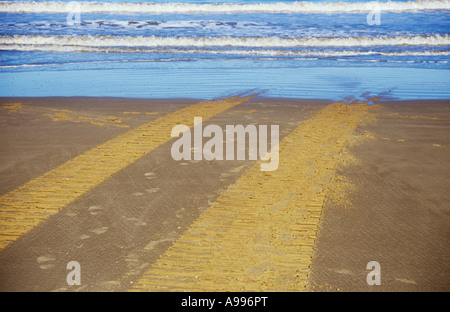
[171,117,279,171]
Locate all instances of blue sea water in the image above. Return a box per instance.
[0,0,449,100]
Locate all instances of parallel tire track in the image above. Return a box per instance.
[0,94,256,250]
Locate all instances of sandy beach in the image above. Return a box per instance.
[0,96,448,292]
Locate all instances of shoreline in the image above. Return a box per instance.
[2,95,449,103]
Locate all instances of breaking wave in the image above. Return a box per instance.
[0,0,449,14]
[1,34,449,50]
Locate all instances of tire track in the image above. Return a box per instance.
[0,94,256,250]
[131,102,374,291]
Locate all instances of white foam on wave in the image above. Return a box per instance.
[1,34,449,49]
[1,41,450,58]
[0,0,449,14]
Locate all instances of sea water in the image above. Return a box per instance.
[0,0,449,100]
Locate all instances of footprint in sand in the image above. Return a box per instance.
[88,205,103,215]
[175,207,186,218]
[333,268,353,276]
[230,165,247,173]
[219,172,232,181]
[37,255,56,270]
[91,226,108,235]
[144,237,175,251]
[122,215,147,226]
[395,277,417,285]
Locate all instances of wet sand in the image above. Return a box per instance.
[0,96,448,291]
